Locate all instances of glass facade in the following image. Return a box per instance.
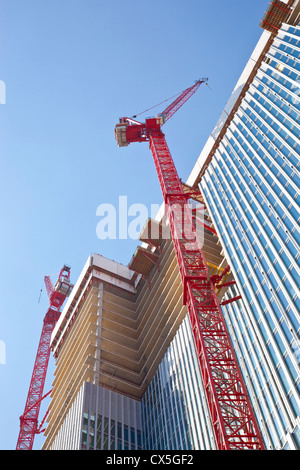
[200,23,300,450]
[80,383,142,451]
[81,412,142,450]
[142,315,216,450]
[50,382,142,450]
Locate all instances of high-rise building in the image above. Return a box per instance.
[42,0,299,451]
[42,217,229,450]
[186,0,300,450]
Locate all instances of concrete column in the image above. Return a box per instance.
[94,282,103,384]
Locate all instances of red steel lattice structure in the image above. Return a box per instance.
[115,80,264,450]
[16,265,73,450]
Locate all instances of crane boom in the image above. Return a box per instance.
[44,275,54,300]
[115,81,264,450]
[16,265,73,450]
[159,78,207,123]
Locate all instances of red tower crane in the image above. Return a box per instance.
[115,80,265,450]
[16,265,73,450]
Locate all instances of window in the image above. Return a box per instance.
[103,417,109,450]
[96,415,102,450]
[275,63,284,73]
[277,366,290,394]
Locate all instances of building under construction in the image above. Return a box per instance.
[43,202,240,449]
[17,0,300,451]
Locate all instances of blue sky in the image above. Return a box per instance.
[0,0,266,450]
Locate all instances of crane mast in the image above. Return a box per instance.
[115,80,264,450]
[16,265,73,450]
